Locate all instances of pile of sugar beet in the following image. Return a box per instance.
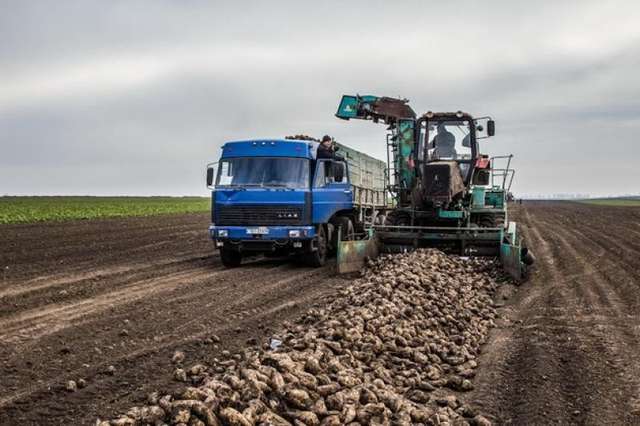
[101,249,509,426]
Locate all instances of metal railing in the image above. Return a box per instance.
[490,155,515,191]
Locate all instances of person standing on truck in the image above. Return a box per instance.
[318,135,339,159]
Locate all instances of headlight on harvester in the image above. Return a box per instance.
[218,229,228,237]
[288,230,301,238]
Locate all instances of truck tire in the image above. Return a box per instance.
[333,216,355,242]
[304,226,327,267]
[220,248,242,268]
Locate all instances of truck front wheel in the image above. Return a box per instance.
[220,248,242,268]
[304,226,327,267]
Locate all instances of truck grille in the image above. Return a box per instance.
[216,205,305,226]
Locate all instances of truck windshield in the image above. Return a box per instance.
[216,157,310,189]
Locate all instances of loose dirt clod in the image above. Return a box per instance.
[65,380,77,392]
[172,351,186,364]
[104,249,505,425]
[174,368,188,382]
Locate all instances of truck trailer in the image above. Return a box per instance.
[206,139,388,268]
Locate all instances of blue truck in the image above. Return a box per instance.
[206,139,388,268]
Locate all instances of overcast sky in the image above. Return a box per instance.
[1,1,639,197]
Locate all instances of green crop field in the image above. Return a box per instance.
[578,198,640,207]
[0,196,210,224]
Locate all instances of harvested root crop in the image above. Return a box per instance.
[102,249,505,425]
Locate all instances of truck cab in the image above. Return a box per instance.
[206,139,364,267]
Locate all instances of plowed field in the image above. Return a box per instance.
[468,202,640,424]
[0,213,348,425]
[1,202,639,425]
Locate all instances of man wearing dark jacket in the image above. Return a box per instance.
[317,135,338,159]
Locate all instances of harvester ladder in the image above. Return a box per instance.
[386,132,400,202]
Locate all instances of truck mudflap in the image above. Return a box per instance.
[336,228,379,274]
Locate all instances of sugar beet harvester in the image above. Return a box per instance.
[334,95,534,280]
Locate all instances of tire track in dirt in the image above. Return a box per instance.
[534,204,640,309]
[0,213,349,425]
[532,215,638,421]
[0,257,311,345]
[568,227,640,304]
[0,268,212,343]
[0,264,338,413]
[543,209,640,417]
[0,251,213,299]
[0,253,217,320]
[467,202,640,424]
[0,213,210,283]
[553,223,640,311]
[479,209,597,423]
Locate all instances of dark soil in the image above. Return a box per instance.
[466,202,640,425]
[2,202,640,425]
[0,213,348,425]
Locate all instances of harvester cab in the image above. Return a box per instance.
[335,94,533,280]
[415,112,491,210]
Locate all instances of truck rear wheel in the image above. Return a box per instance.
[220,248,242,268]
[304,226,327,267]
[333,216,354,242]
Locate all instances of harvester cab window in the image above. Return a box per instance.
[427,120,472,161]
[422,120,474,181]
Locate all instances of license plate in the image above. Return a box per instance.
[246,227,269,235]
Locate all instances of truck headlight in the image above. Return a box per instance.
[289,230,301,238]
[218,229,228,237]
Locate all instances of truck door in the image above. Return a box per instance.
[312,160,353,223]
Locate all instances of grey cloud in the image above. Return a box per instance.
[1,1,640,196]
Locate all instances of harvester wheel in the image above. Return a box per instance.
[220,248,242,268]
[304,226,327,267]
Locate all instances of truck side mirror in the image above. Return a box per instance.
[206,162,217,188]
[206,167,214,187]
[487,120,495,136]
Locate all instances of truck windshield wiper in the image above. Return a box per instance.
[217,185,246,190]
[242,183,293,189]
